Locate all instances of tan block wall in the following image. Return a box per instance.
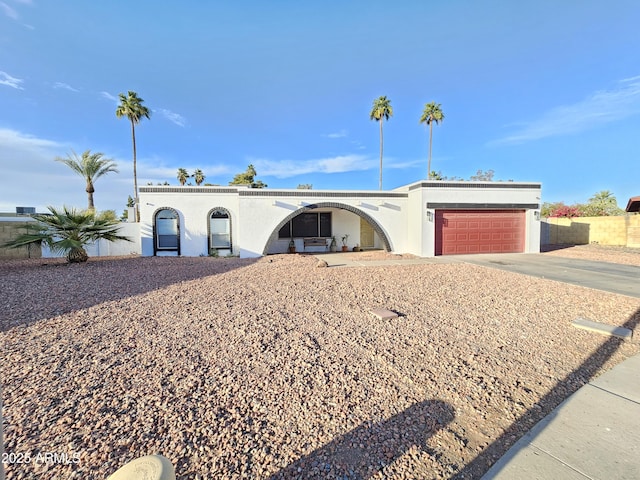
[542,215,640,247]
[0,221,42,259]
[628,225,640,248]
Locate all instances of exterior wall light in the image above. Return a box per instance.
[426,211,433,222]
[534,211,540,221]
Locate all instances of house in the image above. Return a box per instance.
[138,180,542,258]
[625,196,640,213]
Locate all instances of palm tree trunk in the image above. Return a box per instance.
[428,121,433,179]
[131,121,139,222]
[68,246,89,263]
[379,120,383,190]
[86,181,95,211]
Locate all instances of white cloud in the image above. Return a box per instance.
[491,76,640,146]
[0,129,132,213]
[1,0,33,27]
[0,128,62,153]
[53,82,79,92]
[0,70,24,89]
[386,159,423,169]
[157,108,186,127]
[100,91,118,103]
[136,158,230,185]
[0,1,18,19]
[324,129,348,138]
[250,154,376,178]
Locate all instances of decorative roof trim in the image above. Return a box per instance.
[140,187,239,193]
[239,190,407,198]
[408,182,541,191]
[426,203,540,209]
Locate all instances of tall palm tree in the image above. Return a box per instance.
[55,150,118,211]
[420,102,444,179]
[370,96,393,190]
[177,168,189,186]
[116,91,151,222]
[193,169,205,186]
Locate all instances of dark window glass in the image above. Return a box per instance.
[278,222,291,239]
[283,212,332,238]
[292,213,318,237]
[319,213,332,237]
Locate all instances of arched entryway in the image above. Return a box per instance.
[263,202,392,255]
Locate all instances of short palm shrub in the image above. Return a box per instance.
[3,206,132,263]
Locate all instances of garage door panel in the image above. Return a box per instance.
[435,210,525,255]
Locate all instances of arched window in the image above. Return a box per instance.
[209,208,231,254]
[154,209,179,254]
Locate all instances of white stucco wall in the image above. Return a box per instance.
[235,191,409,257]
[402,181,541,256]
[139,187,240,257]
[138,181,541,258]
[42,223,141,258]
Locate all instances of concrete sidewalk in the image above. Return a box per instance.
[481,353,640,479]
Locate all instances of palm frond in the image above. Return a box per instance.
[370,96,393,122]
[116,91,151,124]
[2,206,131,261]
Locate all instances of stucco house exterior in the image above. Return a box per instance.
[138,180,542,259]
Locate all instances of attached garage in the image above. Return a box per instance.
[435,210,525,255]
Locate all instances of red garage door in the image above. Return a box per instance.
[435,210,525,255]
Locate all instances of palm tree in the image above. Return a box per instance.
[370,96,393,190]
[193,169,205,186]
[55,150,118,211]
[420,102,445,179]
[3,206,132,263]
[177,168,189,186]
[116,91,151,222]
[585,190,624,216]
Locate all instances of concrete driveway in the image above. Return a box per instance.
[315,252,640,298]
[455,253,640,298]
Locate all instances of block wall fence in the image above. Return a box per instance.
[0,221,42,259]
[541,215,640,247]
[0,220,140,259]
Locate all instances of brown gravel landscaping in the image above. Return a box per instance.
[1,253,639,479]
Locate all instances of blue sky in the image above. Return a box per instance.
[1,1,640,214]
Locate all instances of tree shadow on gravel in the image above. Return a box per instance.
[454,306,640,479]
[0,256,260,332]
[269,399,455,480]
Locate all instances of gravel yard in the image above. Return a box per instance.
[1,253,639,479]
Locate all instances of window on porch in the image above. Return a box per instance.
[278,212,332,238]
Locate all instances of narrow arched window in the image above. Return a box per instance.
[155,209,179,251]
[210,209,231,251]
